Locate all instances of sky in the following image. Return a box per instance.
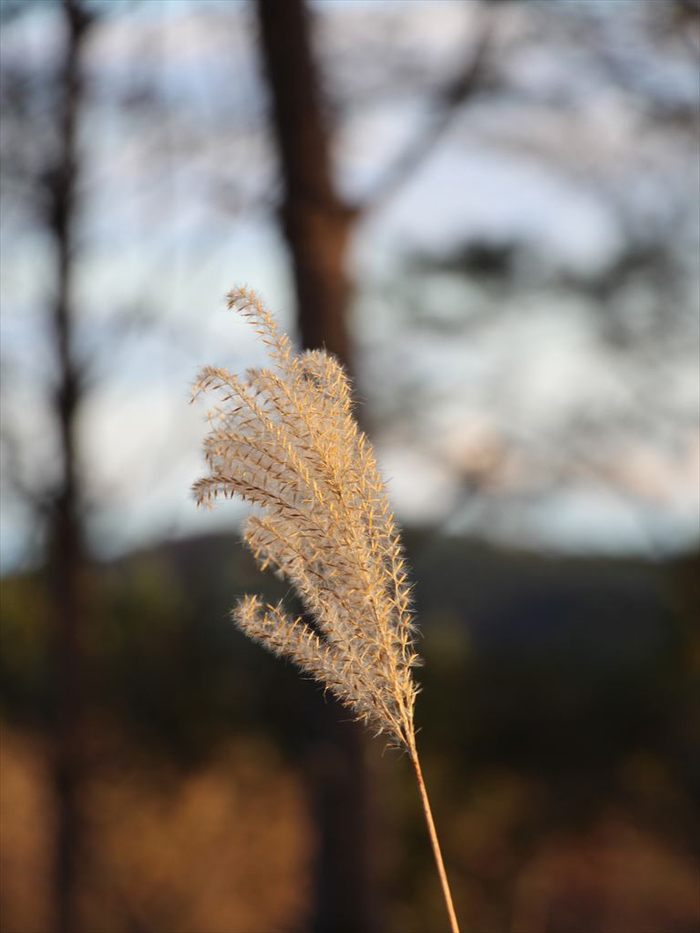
[1,0,699,572]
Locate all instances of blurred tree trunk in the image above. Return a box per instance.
[44,2,93,930]
[256,3,377,932]
[256,0,355,374]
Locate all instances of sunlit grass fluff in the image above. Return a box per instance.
[192,286,461,933]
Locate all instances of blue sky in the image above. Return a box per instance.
[1,0,698,571]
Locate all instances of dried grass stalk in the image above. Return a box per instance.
[192,286,460,932]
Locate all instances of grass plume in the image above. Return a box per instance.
[192,286,460,932]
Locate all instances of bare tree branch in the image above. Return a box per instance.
[360,11,495,213]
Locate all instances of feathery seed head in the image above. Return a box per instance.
[193,287,420,749]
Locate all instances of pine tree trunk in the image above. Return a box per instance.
[256,3,377,931]
[256,0,355,372]
[46,3,93,930]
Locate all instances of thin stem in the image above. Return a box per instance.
[410,747,461,933]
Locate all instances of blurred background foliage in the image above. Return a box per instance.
[1,1,699,932]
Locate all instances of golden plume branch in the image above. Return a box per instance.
[192,287,460,931]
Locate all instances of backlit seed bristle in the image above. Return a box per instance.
[192,286,420,749]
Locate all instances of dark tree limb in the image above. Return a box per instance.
[359,14,494,213]
[255,3,379,931]
[45,3,94,931]
[257,0,356,373]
